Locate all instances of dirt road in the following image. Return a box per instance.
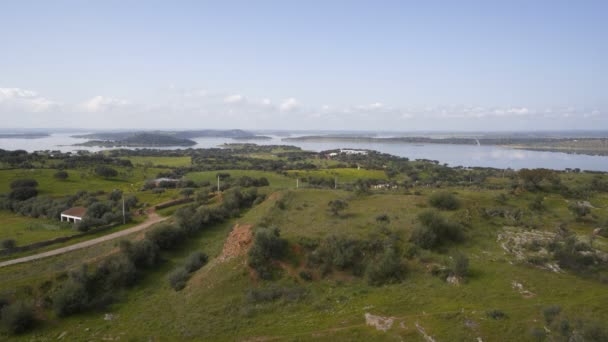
[0,212,167,268]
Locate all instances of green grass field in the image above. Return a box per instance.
[287,168,389,183]
[186,169,296,188]
[120,156,192,167]
[0,210,73,245]
[0,167,166,196]
[2,185,607,341]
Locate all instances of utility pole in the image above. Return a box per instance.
[335,176,338,189]
[122,195,126,224]
[217,175,220,192]
[296,178,299,189]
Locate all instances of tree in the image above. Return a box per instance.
[0,301,36,334]
[518,168,555,190]
[180,188,195,199]
[95,165,118,178]
[53,170,69,180]
[328,199,348,216]
[9,187,38,201]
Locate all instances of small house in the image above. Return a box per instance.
[60,207,87,223]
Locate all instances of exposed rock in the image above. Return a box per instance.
[464,319,479,329]
[218,224,253,262]
[447,275,461,286]
[57,331,67,339]
[364,313,394,332]
[415,322,436,342]
[104,313,115,321]
[512,281,535,298]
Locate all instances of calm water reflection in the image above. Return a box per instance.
[1,133,607,171]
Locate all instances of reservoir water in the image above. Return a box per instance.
[1,133,607,172]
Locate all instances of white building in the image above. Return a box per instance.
[60,207,87,223]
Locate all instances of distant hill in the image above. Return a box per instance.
[0,133,49,139]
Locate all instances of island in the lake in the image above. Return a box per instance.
[73,130,272,147]
[283,134,608,156]
[0,133,50,139]
[74,132,197,147]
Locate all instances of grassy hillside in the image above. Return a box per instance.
[1,147,607,340]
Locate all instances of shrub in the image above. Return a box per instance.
[429,192,460,210]
[52,280,89,317]
[375,214,390,223]
[1,239,17,250]
[183,251,208,273]
[299,271,313,281]
[54,170,69,180]
[366,247,405,286]
[568,202,591,219]
[120,239,160,268]
[246,286,308,303]
[146,223,186,250]
[452,253,469,278]
[168,267,189,291]
[410,210,465,249]
[486,309,507,320]
[9,179,38,189]
[92,254,138,289]
[528,195,545,211]
[328,199,348,216]
[543,305,561,324]
[94,165,118,178]
[0,301,36,334]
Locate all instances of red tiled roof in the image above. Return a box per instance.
[61,207,87,218]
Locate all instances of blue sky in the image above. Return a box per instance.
[0,0,606,130]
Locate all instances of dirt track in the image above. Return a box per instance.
[0,212,167,268]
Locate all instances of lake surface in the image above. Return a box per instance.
[1,133,608,171]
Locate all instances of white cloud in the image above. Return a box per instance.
[224,94,245,104]
[279,98,299,112]
[80,96,129,112]
[0,87,57,112]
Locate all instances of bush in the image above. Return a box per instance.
[145,223,186,250]
[299,271,313,281]
[52,280,89,317]
[410,210,465,249]
[9,179,38,189]
[486,309,507,320]
[0,301,36,334]
[183,251,208,273]
[429,192,460,210]
[54,170,69,180]
[94,165,118,178]
[246,286,307,303]
[168,267,189,291]
[328,199,348,216]
[543,305,561,324]
[1,239,16,250]
[92,254,138,289]
[366,247,405,286]
[452,253,469,277]
[375,214,390,223]
[120,239,160,268]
